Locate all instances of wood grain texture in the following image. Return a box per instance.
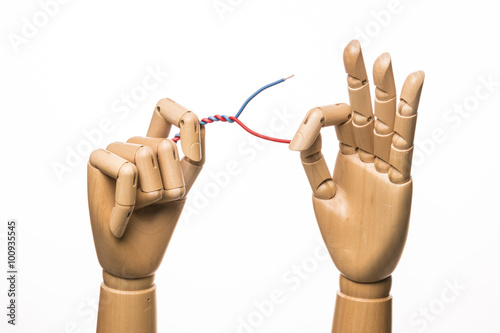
[313,152,412,283]
[97,282,157,333]
[332,275,392,333]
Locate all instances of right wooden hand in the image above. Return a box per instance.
[289,40,424,283]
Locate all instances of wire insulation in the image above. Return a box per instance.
[171,76,293,144]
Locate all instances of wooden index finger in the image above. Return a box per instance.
[299,133,336,200]
[289,104,351,200]
[147,98,202,162]
[289,104,351,151]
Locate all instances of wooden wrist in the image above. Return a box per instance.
[97,271,157,333]
[332,275,392,333]
[102,270,155,290]
[339,274,392,299]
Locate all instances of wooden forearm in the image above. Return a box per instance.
[97,271,157,333]
[332,275,392,333]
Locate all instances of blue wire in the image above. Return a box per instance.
[234,78,285,119]
[173,77,287,139]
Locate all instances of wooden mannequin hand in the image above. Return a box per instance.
[87,99,205,332]
[290,40,424,332]
[87,98,204,280]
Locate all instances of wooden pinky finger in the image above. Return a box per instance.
[389,71,425,184]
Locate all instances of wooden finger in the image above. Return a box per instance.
[289,104,351,151]
[106,142,163,209]
[127,136,186,202]
[373,53,397,173]
[335,117,356,155]
[147,98,202,162]
[300,134,336,200]
[147,105,172,138]
[389,71,425,184]
[89,149,137,238]
[343,40,375,162]
[106,142,163,193]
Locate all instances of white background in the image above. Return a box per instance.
[1,0,499,332]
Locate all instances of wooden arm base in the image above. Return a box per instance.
[97,271,157,333]
[332,275,392,333]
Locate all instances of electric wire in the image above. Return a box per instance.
[171,75,293,144]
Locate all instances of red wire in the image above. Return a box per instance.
[228,116,291,144]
